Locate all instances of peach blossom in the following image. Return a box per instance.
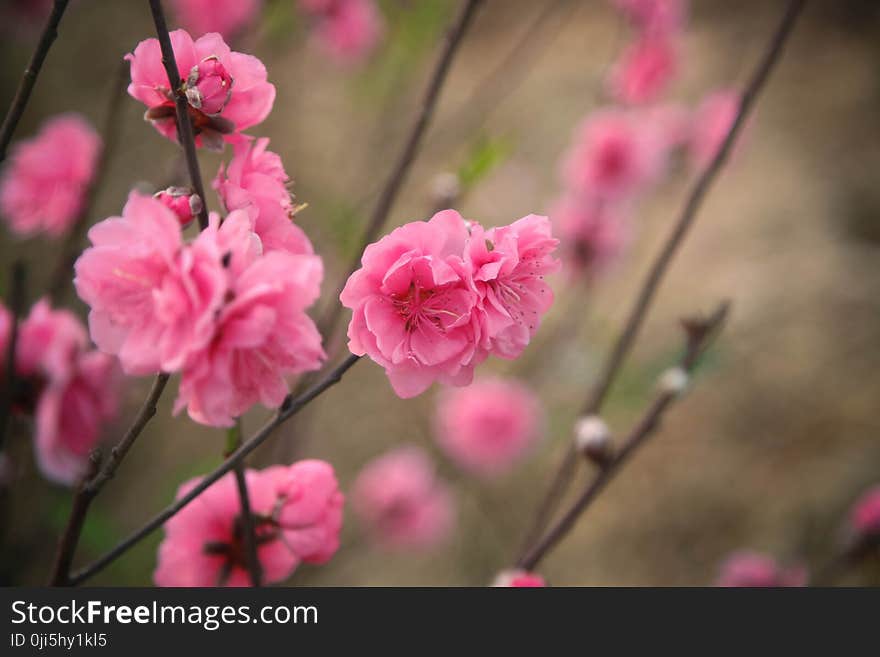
[169,0,262,39]
[551,194,630,280]
[607,37,678,105]
[716,551,808,587]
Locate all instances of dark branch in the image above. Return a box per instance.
[0,0,70,164]
[0,261,27,451]
[228,421,262,587]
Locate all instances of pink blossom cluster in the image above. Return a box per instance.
[550,1,746,280]
[0,300,119,485]
[352,447,455,551]
[716,551,808,587]
[74,192,324,427]
[0,115,101,238]
[126,30,275,150]
[435,377,542,477]
[341,211,559,398]
[299,0,385,64]
[492,570,547,587]
[155,460,343,586]
[848,485,880,543]
[169,0,263,39]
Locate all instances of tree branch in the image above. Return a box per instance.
[228,420,262,587]
[0,0,70,164]
[516,303,729,572]
[518,0,807,555]
[0,261,27,452]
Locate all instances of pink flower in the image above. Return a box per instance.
[154,460,343,587]
[341,210,482,399]
[0,114,100,237]
[169,0,262,39]
[849,485,880,540]
[300,0,384,63]
[716,551,808,587]
[562,109,668,201]
[154,186,203,228]
[612,0,686,36]
[126,30,275,149]
[213,137,314,255]
[435,377,542,477]
[352,447,454,550]
[688,88,743,171]
[9,300,119,485]
[551,195,630,280]
[493,570,546,587]
[607,37,678,105]
[175,227,324,427]
[466,215,560,359]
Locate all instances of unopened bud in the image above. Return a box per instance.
[658,366,689,397]
[185,56,233,116]
[154,187,202,228]
[429,172,461,209]
[574,415,612,463]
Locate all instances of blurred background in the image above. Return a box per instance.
[1,0,879,586]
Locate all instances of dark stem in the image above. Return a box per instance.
[147,0,210,230]
[68,354,361,585]
[48,60,130,302]
[228,420,262,587]
[0,0,70,164]
[516,304,729,572]
[517,0,807,556]
[48,373,169,585]
[319,0,484,341]
[0,261,27,452]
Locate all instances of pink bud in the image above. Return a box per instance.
[154,187,202,227]
[850,485,880,540]
[493,570,546,587]
[185,56,233,116]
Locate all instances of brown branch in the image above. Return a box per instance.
[68,354,361,585]
[48,373,169,585]
[517,0,807,556]
[48,60,130,303]
[228,420,262,587]
[0,261,27,451]
[516,303,729,572]
[0,0,70,164]
[319,0,484,341]
[147,0,209,231]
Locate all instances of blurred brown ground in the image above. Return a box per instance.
[1,0,879,586]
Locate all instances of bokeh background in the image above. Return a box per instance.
[1,0,879,586]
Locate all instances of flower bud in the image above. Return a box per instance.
[154,187,202,228]
[574,415,612,464]
[429,172,461,210]
[185,56,233,116]
[657,366,689,397]
[492,569,546,587]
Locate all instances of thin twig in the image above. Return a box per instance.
[228,420,262,587]
[0,0,70,164]
[48,60,129,302]
[319,0,485,340]
[517,0,807,556]
[147,0,210,230]
[48,373,169,585]
[68,354,361,585]
[517,303,729,571]
[0,261,27,452]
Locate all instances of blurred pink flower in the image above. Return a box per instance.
[466,214,560,359]
[612,0,686,36]
[213,137,314,255]
[849,485,880,539]
[435,377,542,477]
[352,447,455,550]
[607,37,678,105]
[493,570,547,587]
[341,210,482,399]
[562,109,668,201]
[0,114,100,238]
[154,460,343,586]
[169,0,262,39]
[551,195,630,280]
[6,300,119,486]
[300,0,384,63]
[126,30,275,149]
[154,186,203,228]
[688,88,744,171]
[716,551,808,587]
[175,227,324,427]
